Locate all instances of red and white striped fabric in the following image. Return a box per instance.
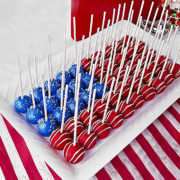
[0,99,180,180]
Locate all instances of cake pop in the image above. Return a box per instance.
[37,76,57,137]
[68,79,85,93]
[26,60,44,124]
[64,67,85,163]
[104,78,124,129]
[56,71,72,85]
[81,73,97,89]
[68,64,84,79]
[50,85,72,150]
[78,89,97,149]
[55,88,73,102]
[14,57,32,113]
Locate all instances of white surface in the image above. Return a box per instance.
[0,20,180,180]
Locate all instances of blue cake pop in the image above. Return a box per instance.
[55,88,73,102]
[14,95,32,113]
[81,73,97,89]
[68,64,84,78]
[68,79,85,93]
[40,96,59,114]
[52,107,72,125]
[26,105,44,124]
[79,90,92,105]
[37,117,57,137]
[66,98,85,115]
[93,82,108,99]
[44,79,60,95]
[56,71,72,85]
[30,87,43,103]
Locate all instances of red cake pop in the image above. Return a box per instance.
[78,130,97,149]
[50,85,71,150]
[137,41,145,54]
[104,59,118,72]
[104,91,119,108]
[126,46,134,60]
[118,101,135,118]
[151,77,166,94]
[105,110,123,129]
[63,142,85,164]
[78,90,97,149]
[130,92,144,109]
[116,40,123,53]
[64,118,84,137]
[127,76,140,91]
[93,99,107,118]
[50,129,71,150]
[114,68,126,81]
[167,48,180,78]
[92,120,111,139]
[103,74,115,87]
[140,84,156,101]
[81,58,91,72]
[158,70,174,85]
[116,83,130,98]
[95,65,106,80]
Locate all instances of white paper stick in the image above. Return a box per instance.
[101,40,115,102]
[126,61,141,104]
[89,27,100,75]
[115,66,129,112]
[48,34,53,79]
[113,48,127,93]
[41,76,48,122]
[80,35,85,62]
[27,60,35,108]
[141,2,154,40]
[109,8,116,43]
[100,11,107,46]
[100,20,111,84]
[17,55,23,99]
[87,65,96,112]
[88,89,96,134]
[47,55,51,98]
[61,85,68,133]
[87,14,94,58]
[102,78,115,124]
[73,73,81,146]
[148,40,165,85]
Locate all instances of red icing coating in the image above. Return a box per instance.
[92,120,111,139]
[63,142,85,164]
[105,110,123,129]
[79,109,98,127]
[116,83,130,98]
[127,76,141,91]
[138,41,145,54]
[167,63,180,78]
[104,91,119,108]
[103,74,115,87]
[151,77,166,94]
[64,118,84,137]
[94,65,106,80]
[158,70,174,85]
[130,92,144,109]
[50,129,71,150]
[81,58,91,72]
[114,68,126,81]
[140,84,156,101]
[78,130,97,149]
[118,101,135,118]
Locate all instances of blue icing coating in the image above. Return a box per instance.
[26,105,44,124]
[52,107,72,125]
[68,64,84,78]
[44,79,60,95]
[55,88,73,102]
[66,98,85,115]
[14,95,32,113]
[56,71,72,85]
[40,96,59,114]
[68,79,85,93]
[30,87,43,103]
[79,90,91,105]
[81,73,97,89]
[93,82,108,99]
[37,117,57,137]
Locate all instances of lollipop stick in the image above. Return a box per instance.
[33,51,39,87]
[87,14,94,58]
[27,60,35,108]
[87,65,96,112]
[41,76,48,122]
[88,89,96,134]
[61,85,68,133]
[17,55,23,99]
[126,61,141,104]
[171,48,180,73]
[115,66,129,112]
[102,78,115,124]
[73,73,81,146]
[47,56,51,98]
